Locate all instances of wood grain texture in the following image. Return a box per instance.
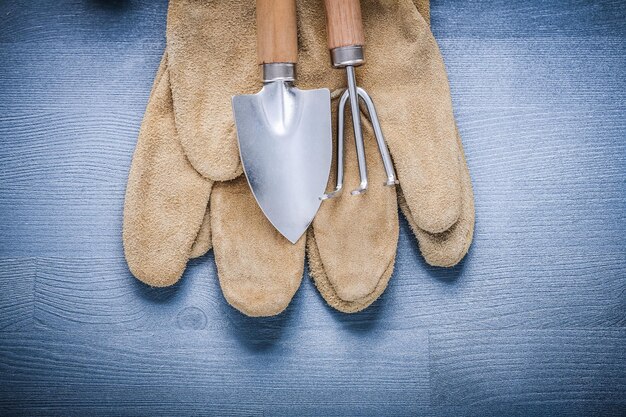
[256,0,298,64]
[28,249,625,332]
[0,259,35,331]
[0,0,625,415]
[430,0,626,38]
[323,0,365,49]
[0,328,429,415]
[430,329,626,406]
[0,0,168,44]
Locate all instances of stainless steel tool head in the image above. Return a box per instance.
[232,80,332,244]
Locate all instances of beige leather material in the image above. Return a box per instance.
[123,0,475,316]
[123,55,213,288]
[211,176,306,317]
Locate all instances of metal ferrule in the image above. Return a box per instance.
[330,45,365,68]
[262,63,296,83]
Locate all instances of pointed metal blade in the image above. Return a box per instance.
[232,81,332,243]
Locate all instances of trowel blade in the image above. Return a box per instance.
[232,81,332,244]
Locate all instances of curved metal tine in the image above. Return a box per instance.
[321,90,348,200]
[346,66,368,195]
[357,87,399,186]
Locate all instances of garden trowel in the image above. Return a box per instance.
[232,0,332,244]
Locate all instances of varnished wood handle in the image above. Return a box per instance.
[323,0,365,50]
[256,0,298,65]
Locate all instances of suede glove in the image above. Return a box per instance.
[123,0,474,316]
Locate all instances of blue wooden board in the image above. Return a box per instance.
[0,1,625,415]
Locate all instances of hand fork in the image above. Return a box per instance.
[321,0,399,200]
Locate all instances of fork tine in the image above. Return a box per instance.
[321,90,349,200]
[357,87,399,187]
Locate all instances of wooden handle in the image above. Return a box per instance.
[323,0,365,50]
[256,0,298,65]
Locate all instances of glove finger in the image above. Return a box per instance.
[211,176,305,317]
[189,203,212,259]
[123,53,213,287]
[309,110,399,312]
[307,228,395,314]
[307,0,431,313]
[360,0,462,234]
[167,0,256,181]
[399,127,475,267]
[412,0,430,25]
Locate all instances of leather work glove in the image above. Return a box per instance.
[123,0,475,316]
